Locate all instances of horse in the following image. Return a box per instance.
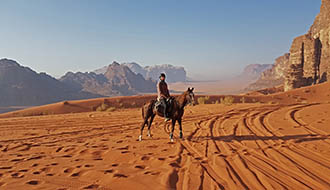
[139,87,195,142]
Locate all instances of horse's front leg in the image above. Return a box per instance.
[178,118,183,139]
[147,114,155,137]
[139,117,148,141]
[170,119,176,142]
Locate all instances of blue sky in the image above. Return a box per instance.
[0,0,321,79]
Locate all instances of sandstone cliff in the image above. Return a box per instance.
[247,53,290,91]
[285,0,330,91]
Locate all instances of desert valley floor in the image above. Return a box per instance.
[0,102,329,190]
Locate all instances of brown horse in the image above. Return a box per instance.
[139,87,195,142]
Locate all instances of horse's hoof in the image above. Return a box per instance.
[138,135,142,141]
[179,133,183,139]
[170,138,174,142]
[147,134,152,138]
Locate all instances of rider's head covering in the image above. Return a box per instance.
[159,73,166,79]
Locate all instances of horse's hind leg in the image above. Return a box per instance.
[178,118,183,139]
[147,114,155,138]
[170,119,176,142]
[139,117,149,141]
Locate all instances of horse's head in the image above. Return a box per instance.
[185,87,195,106]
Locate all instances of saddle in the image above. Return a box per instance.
[154,97,174,115]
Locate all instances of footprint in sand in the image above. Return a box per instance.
[64,148,75,152]
[11,172,24,178]
[71,172,80,177]
[158,157,166,161]
[84,164,93,168]
[117,146,129,150]
[26,180,39,185]
[113,173,128,178]
[83,184,99,189]
[121,151,130,154]
[79,149,89,154]
[111,164,119,167]
[104,169,114,174]
[147,145,158,149]
[144,171,152,175]
[140,156,149,161]
[0,166,12,170]
[10,158,24,162]
[63,168,74,173]
[40,167,51,173]
[135,165,146,169]
[27,155,43,160]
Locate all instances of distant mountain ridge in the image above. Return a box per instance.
[60,61,156,96]
[238,64,273,81]
[0,58,101,107]
[94,62,187,83]
[0,59,157,108]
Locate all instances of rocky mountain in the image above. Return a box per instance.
[238,64,273,82]
[246,53,290,91]
[61,61,157,96]
[0,58,100,107]
[95,62,187,83]
[122,62,147,77]
[59,71,114,96]
[284,0,330,91]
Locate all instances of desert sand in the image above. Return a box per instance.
[0,83,330,189]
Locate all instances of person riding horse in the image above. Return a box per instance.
[157,73,171,121]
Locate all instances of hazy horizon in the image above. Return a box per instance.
[0,0,321,80]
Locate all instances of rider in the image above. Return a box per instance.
[157,73,171,121]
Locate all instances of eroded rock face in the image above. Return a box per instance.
[95,62,187,83]
[284,0,330,91]
[61,61,157,96]
[246,53,290,91]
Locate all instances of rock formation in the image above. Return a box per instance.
[284,0,330,91]
[0,58,100,106]
[61,61,157,96]
[247,53,290,91]
[104,61,157,95]
[95,62,187,83]
[238,64,273,82]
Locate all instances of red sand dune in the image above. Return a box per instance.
[0,82,329,189]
